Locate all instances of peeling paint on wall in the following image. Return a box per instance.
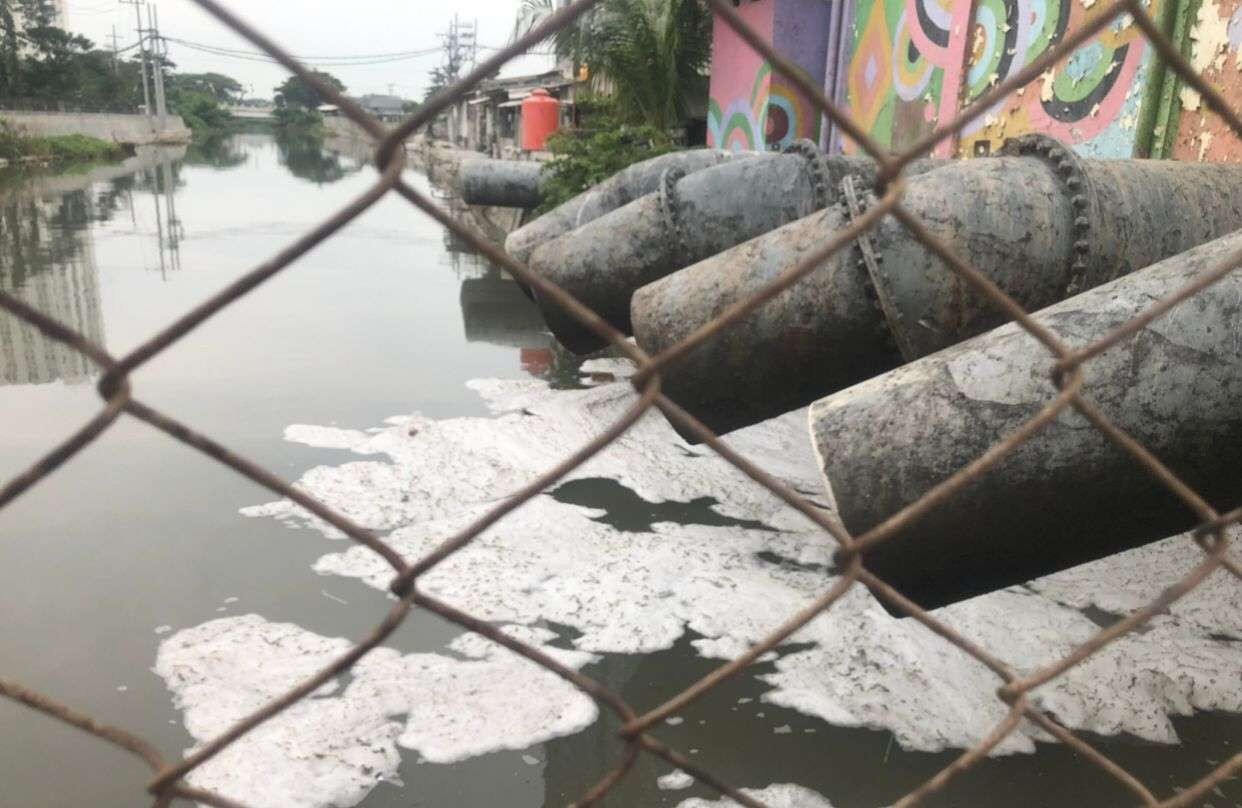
[1172,0,1242,161]
[958,0,1162,158]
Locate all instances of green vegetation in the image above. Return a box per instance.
[538,98,674,211]
[1,1,240,134]
[271,71,346,132]
[511,0,710,210]
[275,71,346,111]
[515,0,711,131]
[273,104,324,131]
[0,122,126,167]
[168,72,242,134]
[171,91,231,133]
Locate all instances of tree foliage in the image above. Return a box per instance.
[168,72,243,104]
[0,3,242,133]
[538,97,674,211]
[515,0,711,131]
[274,71,345,109]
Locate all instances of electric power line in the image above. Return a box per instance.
[163,36,443,66]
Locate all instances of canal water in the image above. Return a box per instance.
[1,131,1239,808]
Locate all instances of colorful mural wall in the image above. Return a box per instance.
[839,0,1166,157]
[958,0,1164,158]
[707,0,832,151]
[709,0,1242,161]
[844,0,974,155]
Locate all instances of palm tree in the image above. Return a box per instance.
[514,0,712,132]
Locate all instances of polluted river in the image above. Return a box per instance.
[1,131,1240,808]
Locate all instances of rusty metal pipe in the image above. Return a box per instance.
[809,228,1242,609]
[503,149,753,264]
[526,143,932,354]
[459,159,546,208]
[633,135,1242,439]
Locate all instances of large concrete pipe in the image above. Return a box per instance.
[632,135,1242,439]
[809,228,1242,609]
[527,142,934,354]
[503,149,752,264]
[459,159,546,208]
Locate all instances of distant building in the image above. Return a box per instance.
[353,94,409,123]
[447,69,579,158]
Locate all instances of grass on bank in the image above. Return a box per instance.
[0,123,127,168]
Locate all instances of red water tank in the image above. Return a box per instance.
[521,89,559,151]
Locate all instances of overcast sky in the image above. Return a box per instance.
[64,0,554,100]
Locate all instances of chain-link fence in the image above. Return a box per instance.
[2,0,1241,805]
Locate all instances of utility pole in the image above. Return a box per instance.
[120,0,152,117]
[438,14,476,144]
[148,4,168,129]
[108,26,120,74]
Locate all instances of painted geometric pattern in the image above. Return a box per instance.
[959,0,1163,157]
[844,0,972,154]
[708,62,773,151]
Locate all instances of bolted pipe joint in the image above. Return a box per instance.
[503,149,753,264]
[633,144,1242,441]
[526,141,926,354]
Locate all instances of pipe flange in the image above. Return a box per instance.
[840,174,902,357]
[999,133,1098,297]
[657,166,688,254]
[783,138,832,211]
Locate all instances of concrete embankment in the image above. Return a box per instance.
[0,110,191,146]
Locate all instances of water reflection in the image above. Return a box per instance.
[459,272,552,349]
[183,134,248,169]
[0,188,107,385]
[276,130,362,185]
[144,153,182,277]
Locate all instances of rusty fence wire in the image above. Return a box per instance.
[3,0,1242,805]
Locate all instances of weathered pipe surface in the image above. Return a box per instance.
[459,159,546,209]
[527,142,926,354]
[809,228,1242,609]
[633,138,1242,439]
[503,149,751,265]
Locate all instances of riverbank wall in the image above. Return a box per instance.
[0,111,192,146]
[317,117,528,245]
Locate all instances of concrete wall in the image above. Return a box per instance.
[0,111,191,145]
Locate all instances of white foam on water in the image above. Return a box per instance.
[1026,535,1242,640]
[760,577,1242,755]
[677,784,835,807]
[283,424,373,451]
[658,769,695,790]
[154,614,597,808]
[578,358,637,378]
[242,381,825,539]
[228,377,1242,788]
